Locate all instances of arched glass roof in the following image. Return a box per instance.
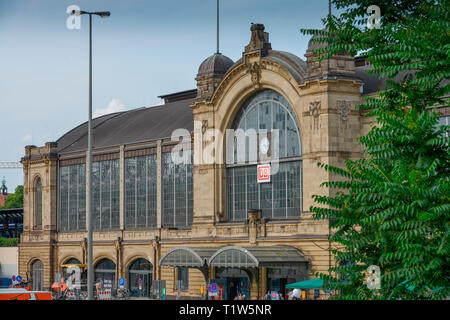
[159,246,309,269]
[208,246,309,268]
[159,247,217,268]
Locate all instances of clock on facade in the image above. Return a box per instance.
[259,136,270,155]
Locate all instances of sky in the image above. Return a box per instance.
[0,0,336,191]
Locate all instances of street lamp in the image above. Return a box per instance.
[71,9,110,301]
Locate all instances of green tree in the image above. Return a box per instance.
[302,0,449,299]
[2,185,24,209]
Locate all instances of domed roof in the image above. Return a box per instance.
[197,53,234,78]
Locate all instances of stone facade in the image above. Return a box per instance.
[17,24,449,299]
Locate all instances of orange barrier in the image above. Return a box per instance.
[0,289,52,300]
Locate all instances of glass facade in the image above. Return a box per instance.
[59,164,86,232]
[92,159,120,230]
[227,90,302,220]
[125,155,157,229]
[162,152,193,228]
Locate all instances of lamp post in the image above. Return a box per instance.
[71,9,110,301]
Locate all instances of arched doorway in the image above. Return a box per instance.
[216,268,250,300]
[31,260,43,291]
[94,258,116,291]
[128,258,152,298]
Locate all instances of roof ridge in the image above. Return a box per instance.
[57,111,128,154]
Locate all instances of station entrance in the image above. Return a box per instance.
[159,245,310,300]
[216,268,250,300]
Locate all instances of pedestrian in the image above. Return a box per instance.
[264,290,270,300]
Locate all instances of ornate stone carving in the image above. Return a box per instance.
[309,101,321,131]
[248,210,262,244]
[245,24,272,56]
[337,100,351,130]
[201,120,208,134]
[248,61,262,90]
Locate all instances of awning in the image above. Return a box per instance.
[159,247,217,268]
[208,246,309,268]
[286,278,324,289]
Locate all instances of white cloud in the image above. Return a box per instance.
[93,99,127,118]
[21,134,32,143]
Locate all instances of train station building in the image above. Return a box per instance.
[17,24,450,299]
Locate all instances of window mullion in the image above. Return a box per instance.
[185,162,188,227]
[232,169,235,221]
[135,159,138,229]
[110,161,112,229]
[173,161,176,227]
[67,173,70,231]
[77,166,79,231]
[99,162,102,230]
[245,167,247,219]
[146,156,149,228]
[285,163,288,219]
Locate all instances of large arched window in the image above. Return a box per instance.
[35,178,42,229]
[94,258,116,291]
[128,258,153,297]
[65,257,82,265]
[226,89,302,220]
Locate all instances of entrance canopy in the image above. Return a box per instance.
[208,246,308,268]
[159,247,217,268]
[159,246,309,269]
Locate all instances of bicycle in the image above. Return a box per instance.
[116,288,130,300]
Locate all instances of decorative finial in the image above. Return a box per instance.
[245,23,272,55]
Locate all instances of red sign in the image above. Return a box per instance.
[257,165,271,183]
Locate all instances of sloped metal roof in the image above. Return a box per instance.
[57,98,195,155]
